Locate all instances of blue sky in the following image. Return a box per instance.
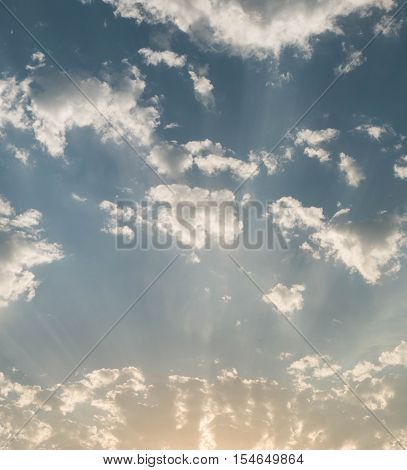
[0,0,407,450]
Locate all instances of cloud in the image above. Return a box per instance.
[145,184,241,249]
[374,15,405,37]
[147,139,258,180]
[310,212,406,284]
[138,48,187,67]
[147,142,193,178]
[0,60,160,157]
[2,340,407,449]
[97,0,395,59]
[71,193,88,203]
[194,154,258,179]
[188,68,215,109]
[270,197,406,284]
[338,152,365,187]
[248,151,278,175]
[355,124,393,141]
[394,156,407,180]
[0,196,63,309]
[268,197,325,236]
[100,184,242,250]
[304,147,330,163]
[262,283,305,315]
[163,122,180,130]
[6,144,29,165]
[295,128,339,146]
[379,341,407,366]
[335,49,366,75]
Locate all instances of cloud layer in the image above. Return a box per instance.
[2,340,407,449]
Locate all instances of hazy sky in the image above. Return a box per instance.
[0,0,407,450]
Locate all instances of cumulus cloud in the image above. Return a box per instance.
[96,0,395,59]
[269,196,325,236]
[147,142,193,178]
[147,139,259,180]
[355,124,393,141]
[338,152,365,187]
[379,341,407,366]
[304,147,330,163]
[262,283,305,315]
[0,196,63,309]
[138,48,187,67]
[394,156,407,180]
[312,213,406,284]
[100,184,242,250]
[270,197,406,284]
[2,340,407,449]
[188,68,215,110]
[335,50,366,75]
[295,128,339,146]
[248,150,279,175]
[0,60,159,157]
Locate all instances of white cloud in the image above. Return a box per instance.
[71,193,88,203]
[138,48,187,67]
[194,153,258,180]
[355,124,392,141]
[338,152,365,187]
[148,139,258,180]
[262,283,305,315]
[304,147,330,163]
[379,341,407,367]
[310,213,406,284]
[25,51,46,71]
[374,15,405,37]
[0,196,63,309]
[248,150,278,175]
[271,196,406,284]
[98,0,395,59]
[335,50,366,75]
[394,156,407,180]
[269,196,325,236]
[188,68,215,110]
[6,144,29,165]
[295,128,339,146]
[163,122,180,130]
[0,61,160,157]
[145,184,241,249]
[100,184,242,250]
[3,339,407,449]
[147,141,193,178]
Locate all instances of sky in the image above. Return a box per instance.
[0,0,407,450]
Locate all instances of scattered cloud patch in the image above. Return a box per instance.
[304,147,330,163]
[71,193,88,203]
[271,197,406,284]
[394,156,407,180]
[355,124,393,141]
[338,152,365,187]
[335,48,366,75]
[262,283,305,315]
[0,196,63,309]
[147,141,193,178]
[138,48,186,67]
[188,68,215,110]
[295,128,339,146]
